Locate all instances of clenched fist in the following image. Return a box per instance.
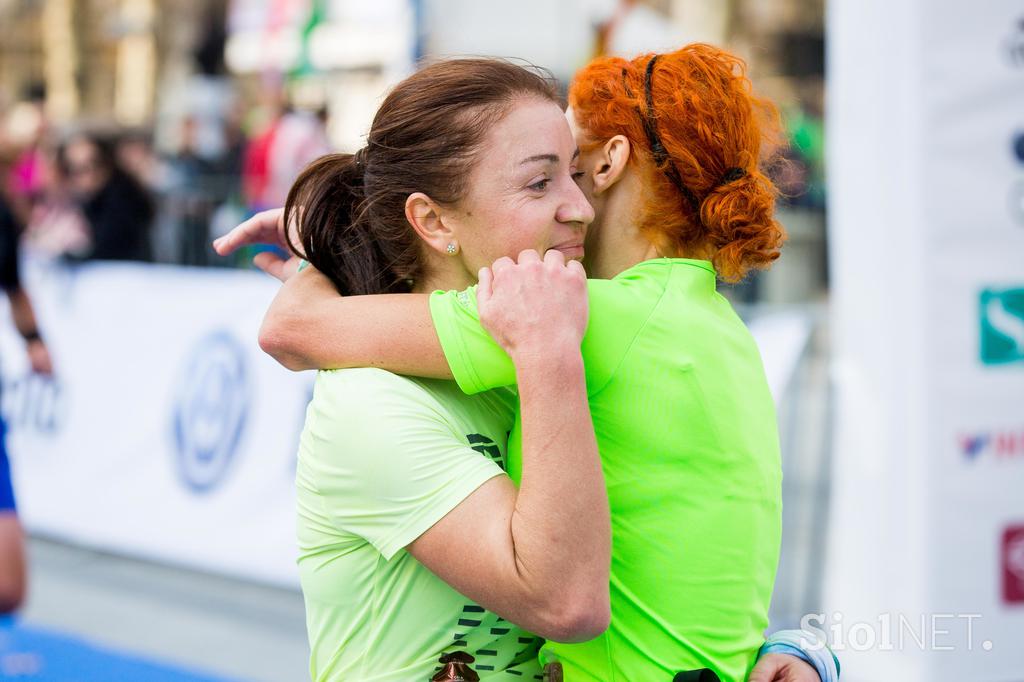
[476,249,588,363]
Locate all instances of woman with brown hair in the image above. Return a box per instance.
[218,46,834,681]
[247,58,612,681]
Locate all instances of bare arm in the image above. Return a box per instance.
[215,207,452,375]
[227,213,611,638]
[6,287,53,374]
[7,287,39,338]
[407,250,609,642]
[257,265,452,376]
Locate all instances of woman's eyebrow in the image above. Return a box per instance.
[518,148,581,166]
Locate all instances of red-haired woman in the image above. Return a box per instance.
[219,45,834,681]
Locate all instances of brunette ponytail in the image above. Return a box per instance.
[284,152,418,295]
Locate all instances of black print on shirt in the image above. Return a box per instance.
[467,434,504,470]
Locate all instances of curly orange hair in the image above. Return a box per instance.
[569,43,786,282]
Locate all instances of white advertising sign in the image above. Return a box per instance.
[0,260,814,599]
[826,1,1024,679]
[0,262,314,589]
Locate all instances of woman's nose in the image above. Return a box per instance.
[558,179,595,226]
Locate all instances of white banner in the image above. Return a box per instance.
[826,1,1024,680]
[0,261,314,589]
[0,259,816,599]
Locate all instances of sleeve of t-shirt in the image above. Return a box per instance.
[304,369,507,560]
[428,286,514,395]
[429,278,658,396]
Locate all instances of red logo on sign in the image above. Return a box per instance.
[1003,525,1024,604]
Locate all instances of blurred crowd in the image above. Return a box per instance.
[2,80,824,277]
[1,2,825,279]
[0,81,331,269]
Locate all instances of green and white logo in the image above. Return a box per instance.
[980,288,1024,365]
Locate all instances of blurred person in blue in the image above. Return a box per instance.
[0,190,54,613]
[58,133,154,262]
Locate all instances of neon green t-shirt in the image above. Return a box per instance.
[296,368,544,681]
[429,259,782,682]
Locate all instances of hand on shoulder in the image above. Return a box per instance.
[475,249,588,364]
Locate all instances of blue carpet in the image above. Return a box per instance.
[0,617,241,681]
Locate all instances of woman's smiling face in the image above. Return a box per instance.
[441,96,595,274]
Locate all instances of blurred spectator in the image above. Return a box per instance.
[266,107,330,208]
[59,133,154,262]
[595,0,677,57]
[117,129,168,193]
[3,82,49,224]
[238,95,329,270]
[219,107,247,185]
[22,145,91,261]
[201,110,247,251]
[169,117,218,189]
[780,119,825,208]
[243,99,330,212]
[0,190,54,614]
[163,116,222,265]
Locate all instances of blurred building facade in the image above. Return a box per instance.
[0,0,826,299]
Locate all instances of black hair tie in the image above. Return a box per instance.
[638,56,702,215]
[623,59,748,220]
[718,167,746,185]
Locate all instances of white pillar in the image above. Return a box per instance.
[825,1,1024,679]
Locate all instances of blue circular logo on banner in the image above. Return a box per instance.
[1013,131,1024,165]
[173,331,249,493]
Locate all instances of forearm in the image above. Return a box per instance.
[404,251,604,640]
[509,348,610,638]
[258,267,452,377]
[6,288,40,338]
[258,269,344,370]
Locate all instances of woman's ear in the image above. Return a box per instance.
[590,135,631,196]
[405,192,457,256]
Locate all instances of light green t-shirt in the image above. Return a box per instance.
[296,368,544,681]
[429,259,782,682]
